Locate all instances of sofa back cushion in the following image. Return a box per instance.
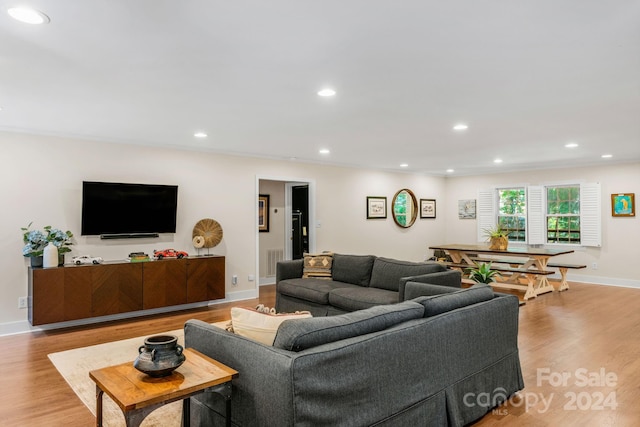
[331,254,376,286]
[369,258,445,291]
[413,284,495,317]
[273,301,424,352]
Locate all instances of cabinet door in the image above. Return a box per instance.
[143,260,187,309]
[92,263,143,316]
[186,256,225,303]
[64,267,92,321]
[30,268,65,325]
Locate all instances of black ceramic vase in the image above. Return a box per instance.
[30,256,44,268]
[133,335,186,377]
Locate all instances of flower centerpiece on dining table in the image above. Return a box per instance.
[22,222,74,266]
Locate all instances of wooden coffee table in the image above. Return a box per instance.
[89,347,238,427]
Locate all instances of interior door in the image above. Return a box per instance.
[291,185,309,257]
[292,211,303,259]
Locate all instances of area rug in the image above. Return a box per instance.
[48,329,186,427]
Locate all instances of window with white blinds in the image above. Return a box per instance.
[478,183,601,247]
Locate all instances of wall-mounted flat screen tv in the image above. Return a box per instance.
[81,181,178,237]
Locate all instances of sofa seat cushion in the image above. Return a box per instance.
[369,258,446,291]
[332,253,376,286]
[413,284,495,317]
[277,278,361,305]
[328,287,399,312]
[273,301,425,352]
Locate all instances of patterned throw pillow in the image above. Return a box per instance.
[228,305,312,345]
[302,252,333,279]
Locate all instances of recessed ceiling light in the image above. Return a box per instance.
[317,88,336,97]
[453,123,468,131]
[446,169,455,173]
[319,148,330,155]
[565,142,579,148]
[194,132,207,138]
[400,163,409,168]
[494,158,503,164]
[8,7,50,24]
[601,154,613,159]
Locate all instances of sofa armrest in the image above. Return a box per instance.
[398,269,462,301]
[403,281,460,300]
[276,259,304,283]
[184,319,296,425]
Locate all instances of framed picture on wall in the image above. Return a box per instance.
[611,193,635,217]
[367,196,387,219]
[258,194,270,232]
[458,199,476,219]
[420,199,436,219]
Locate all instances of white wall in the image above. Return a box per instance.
[0,132,447,334]
[315,167,445,258]
[443,163,640,286]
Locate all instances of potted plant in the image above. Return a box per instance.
[22,223,74,267]
[466,262,500,284]
[482,225,510,250]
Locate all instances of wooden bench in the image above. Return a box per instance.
[439,261,554,300]
[467,258,587,292]
[441,262,553,276]
[547,262,587,291]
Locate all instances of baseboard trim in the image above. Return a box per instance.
[259,277,276,286]
[212,288,259,303]
[567,273,640,289]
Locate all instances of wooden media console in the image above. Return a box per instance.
[28,256,225,326]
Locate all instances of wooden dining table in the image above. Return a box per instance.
[429,244,574,300]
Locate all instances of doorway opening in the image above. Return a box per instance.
[257,177,315,286]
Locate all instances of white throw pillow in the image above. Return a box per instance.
[230,306,312,345]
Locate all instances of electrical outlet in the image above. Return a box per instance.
[592,262,598,270]
[18,296,28,309]
[232,275,238,286]
[248,275,255,282]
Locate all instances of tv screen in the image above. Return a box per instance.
[81,181,178,236]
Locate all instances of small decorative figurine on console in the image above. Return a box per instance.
[153,248,189,259]
[72,255,104,265]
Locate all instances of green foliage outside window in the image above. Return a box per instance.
[498,188,526,241]
[547,186,580,244]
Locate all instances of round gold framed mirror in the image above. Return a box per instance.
[392,189,418,228]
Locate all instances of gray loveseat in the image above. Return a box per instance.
[275,253,462,316]
[184,283,524,426]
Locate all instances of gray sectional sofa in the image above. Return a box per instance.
[276,253,462,315]
[184,283,525,426]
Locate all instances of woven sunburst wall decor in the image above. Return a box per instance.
[192,218,223,248]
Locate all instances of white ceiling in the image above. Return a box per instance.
[1,1,639,175]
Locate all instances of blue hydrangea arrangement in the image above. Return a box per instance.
[22,223,74,257]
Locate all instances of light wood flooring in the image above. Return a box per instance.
[1,283,639,426]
